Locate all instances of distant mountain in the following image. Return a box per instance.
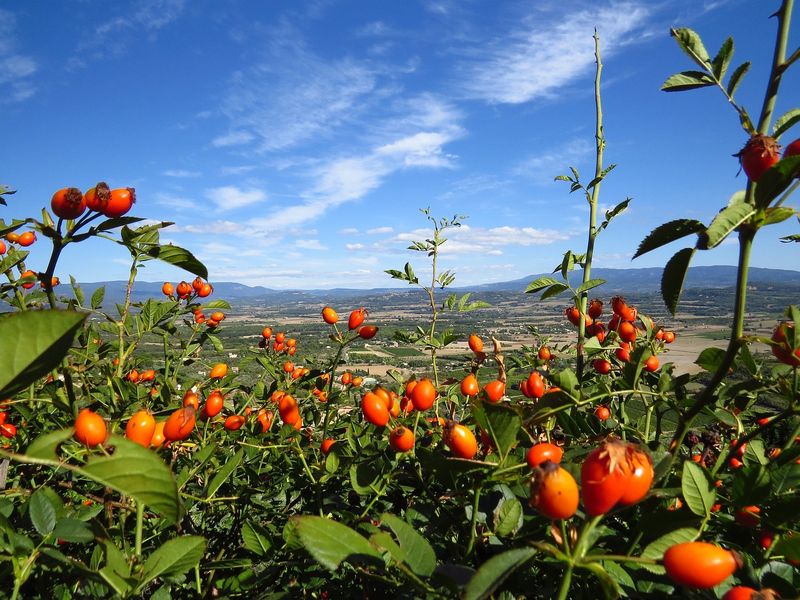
[75,266,800,306]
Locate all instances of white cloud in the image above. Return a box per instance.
[296,239,327,250]
[345,243,365,250]
[154,193,198,211]
[220,165,257,176]
[71,0,186,67]
[461,2,649,104]
[163,169,201,178]
[0,10,37,103]
[376,132,457,168]
[514,138,594,184]
[205,186,267,211]
[367,226,393,235]
[393,223,572,256]
[218,25,378,152]
[339,227,359,235]
[212,131,255,148]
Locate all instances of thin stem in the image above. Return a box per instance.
[135,501,144,557]
[756,0,795,134]
[555,564,574,600]
[577,31,604,381]
[465,484,482,556]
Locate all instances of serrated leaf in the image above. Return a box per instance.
[641,528,698,575]
[705,203,755,247]
[755,155,800,210]
[380,513,436,577]
[773,108,800,139]
[206,449,243,499]
[141,535,206,584]
[25,429,75,460]
[576,278,605,295]
[293,515,381,571]
[90,287,105,309]
[463,547,536,600]
[29,488,57,536]
[762,207,796,226]
[681,461,715,517]
[0,310,86,398]
[661,70,714,92]
[633,219,705,259]
[711,36,733,79]
[493,497,522,537]
[541,283,570,300]
[726,61,750,97]
[52,518,94,543]
[241,521,271,556]
[671,28,711,67]
[525,276,562,294]
[81,435,181,524]
[695,347,726,372]
[145,244,208,279]
[661,247,695,315]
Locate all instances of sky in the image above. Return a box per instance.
[1,0,798,290]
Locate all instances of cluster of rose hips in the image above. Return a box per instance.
[50,183,135,221]
[257,327,297,356]
[321,305,379,340]
[162,276,213,301]
[0,408,18,441]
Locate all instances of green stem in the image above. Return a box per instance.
[555,564,574,600]
[135,501,144,557]
[577,31,604,382]
[465,484,482,556]
[756,0,794,134]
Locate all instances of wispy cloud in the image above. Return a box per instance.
[154,193,198,211]
[460,1,650,104]
[218,24,379,152]
[163,169,201,178]
[514,138,594,185]
[393,223,572,255]
[205,186,267,211]
[212,131,255,148]
[69,0,186,69]
[0,9,37,102]
[296,239,327,250]
[367,226,393,235]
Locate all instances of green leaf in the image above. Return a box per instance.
[762,206,796,226]
[292,515,381,571]
[25,429,75,460]
[90,286,105,310]
[493,497,522,537]
[145,244,208,279]
[403,262,418,284]
[52,518,94,543]
[681,461,715,517]
[380,513,436,577]
[773,108,800,139]
[0,310,86,398]
[670,28,711,68]
[641,528,698,575]
[754,155,800,210]
[661,70,714,92]
[81,435,181,524]
[711,36,733,79]
[525,276,561,294]
[633,219,705,259]
[141,535,206,584]
[704,203,755,248]
[241,521,272,557]
[575,278,605,295]
[206,449,243,499]
[661,247,695,315]
[69,276,85,306]
[463,547,536,600]
[774,535,800,561]
[541,283,570,300]
[29,488,57,536]
[726,61,750,97]
[695,347,726,372]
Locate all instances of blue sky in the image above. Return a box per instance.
[1,0,798,289]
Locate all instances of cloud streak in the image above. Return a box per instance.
[460,1,650,104]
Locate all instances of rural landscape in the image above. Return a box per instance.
[1,1,800,599]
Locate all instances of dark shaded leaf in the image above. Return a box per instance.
[661,247,695,315]
[633,219,705,259]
